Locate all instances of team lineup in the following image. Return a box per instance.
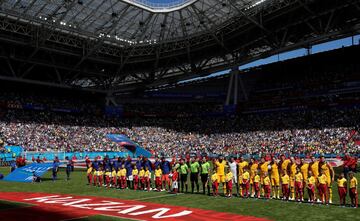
[68,155,359,208]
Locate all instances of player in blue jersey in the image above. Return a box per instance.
[10,160,17,172]
[52,159,60,181]
[65,156,72,181]
[161,157,172,191]
[125,157,133,188]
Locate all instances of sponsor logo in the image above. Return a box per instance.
[0,192,269,221]
[24,195,192,219]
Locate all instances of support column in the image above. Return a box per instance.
[105,91,118,106]
[225,67,248,106]
[225,70,234,105]
[234,70,239,105]
[239,75,248,101]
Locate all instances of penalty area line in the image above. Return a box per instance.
[134,193,184,201]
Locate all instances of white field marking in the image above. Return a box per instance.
[134,193,184,201]
[23,195,192,219]
[130,208,192,218]
[24,195,61,202]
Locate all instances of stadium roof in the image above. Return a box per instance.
[0,0,360,93]
[0,0,265,44]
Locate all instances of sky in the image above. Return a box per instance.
[138,0,187,3]
[178,35,360,84]
[132,0,190,5]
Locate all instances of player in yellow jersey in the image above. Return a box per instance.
[238,157,249,197]
[93,169,98,187]
[139,166,145,190]
[155,165,163,191]
[117,165,124,187]
[118,164,127,189]
[270,157,280,199]
[144,166,151,191]
[259,157,270,196]
[211,171,219,197]
[98,168,104,187]
[215,156,227,195]
[86,165,93,185]
[318,170,328,205]
[307,171,316,203]
[242,167,250,198]
[263,172,271,199]
[111,168,117,188]
[349,172,358,208]
[310,156,319,177]
[319,156,335,203]
[281,170,290,200]
[310,156,320,201]
[280,154,291,174]
[337,173,347,206]
[132,165,139,190]
[225,167,233,197]
[289,157,297,200]
[249,158,259,197]
[294,167,303,202]
[253,170,261,198]
[105,169,111,188]
[238,157,248,175]
[299,158,309,199]
[299,158,309,180]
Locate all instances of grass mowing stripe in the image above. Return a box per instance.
[70,215,142,221]
[134,192,184,201]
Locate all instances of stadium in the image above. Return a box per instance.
[0,0,360,220]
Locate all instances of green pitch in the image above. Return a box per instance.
[0,200,30,210]
[0,167,359,221]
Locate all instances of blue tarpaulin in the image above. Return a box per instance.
[107,134,152,158]
[3,163,60,182]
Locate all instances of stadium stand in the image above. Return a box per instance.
[0,46,360,159]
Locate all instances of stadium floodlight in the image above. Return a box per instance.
[245,0,268,10]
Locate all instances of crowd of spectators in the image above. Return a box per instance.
[1,104,359,157]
